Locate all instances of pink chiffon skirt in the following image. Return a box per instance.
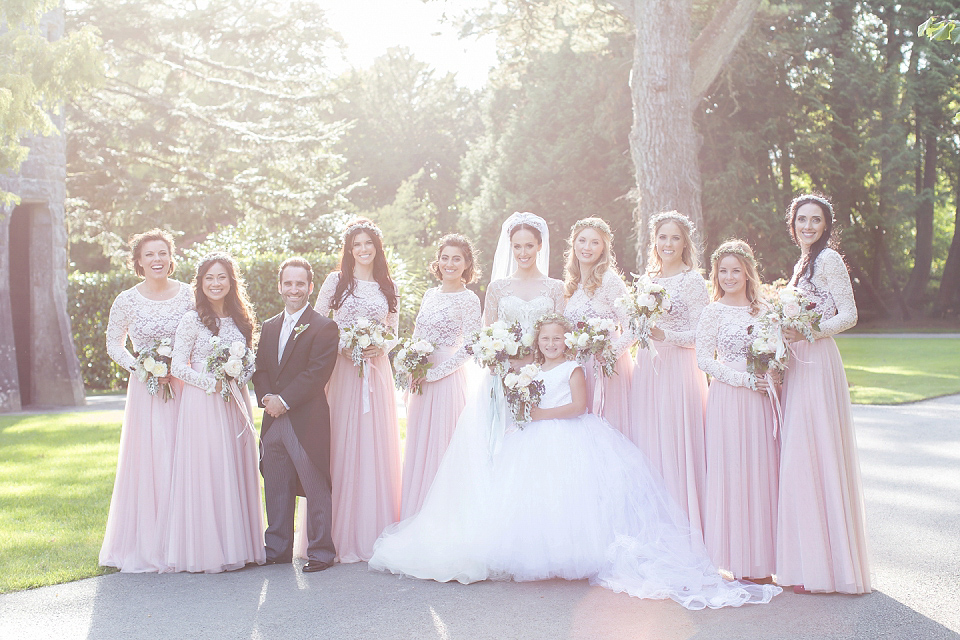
[99,376,182,572]
[327,352,402,562]
[703,371,779,580]
[162,375,264,573]
[777,337,871,594]
[630,341,708,537]
[400,347,467,520]
[583,348,634,436]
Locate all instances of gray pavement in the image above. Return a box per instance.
[1,396,959,640]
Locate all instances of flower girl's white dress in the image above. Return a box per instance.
[370,360,780,609]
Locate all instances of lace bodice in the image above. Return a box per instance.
[106,282,195,372]
[315,272,400,352]
[563,271,634,357]
[484,277,564,331]
[791,248,857,339]
[172,311,253,393]
[537,360,580,410]
[695,302,758,389]
[651,270,709,348]
[413,287,482,381]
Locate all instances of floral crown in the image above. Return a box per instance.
[342,222,383,243]
[791,194,834,220]
[534,312,573,334]
[649,211,696,236]
[507,211,547,237]
[571,217,613,240]
[711,242,756,266]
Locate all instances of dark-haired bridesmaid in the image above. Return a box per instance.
[163,252,264,573]
[101,229,193,572]
[315,218,402,562]
[776,194,870,594]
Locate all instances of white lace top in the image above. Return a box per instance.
[315,272,400,352]
[791,248,857,339]
[483,277,565,330]
[172,312,253,393]
[106,282,194,372]
[537,360,581,410]
[563,271,634,357]
[651,269,709,348]
[413,287,482,382]
[695,302,759,389]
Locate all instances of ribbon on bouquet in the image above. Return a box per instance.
[487,376,508,460]
[637,316,659,366]
[592,358,606,416]
[762,373,783,440]
[360,359,381,414]
[227,379,257,442]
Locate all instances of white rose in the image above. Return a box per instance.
[564,333,576,349]
[151,362,168,377]
[223,357,244,378]
[752,338,768,353]
[157,345,173,358]
[661,297,672,312]
[229,341,246,358]
[592,334,605,342]
[491,339,505,352]
[517,373,532,387]
[505,341,519,356]
[414,340,434,354]
[142,356,156,371]
[637,293,655,310]
[521,333,534,348]
[355,317,371,329]
[396,348,408,363]
[520,364,539,378]
[358,335,372,348]
[136,366,148,382]
[504,373,519,388]
[783,301,801,317]
[492,327,508,340]
[577,333,590,348]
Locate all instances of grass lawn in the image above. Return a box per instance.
[836,337,960,404]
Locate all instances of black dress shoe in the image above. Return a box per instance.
[302,561,334,573]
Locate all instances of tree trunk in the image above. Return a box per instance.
[935,172,960,316]
[827,0,859,229]
[905,129,937,304]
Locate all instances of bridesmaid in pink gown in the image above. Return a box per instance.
[315,218,402,562]
[400,234,482,519]
[164,253,265,573]
[696,240,779,583]
[561,218,634,435]
[629,212,709,536]
[776,194,870,594]
[101,229,193,572]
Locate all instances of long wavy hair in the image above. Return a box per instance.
[786,193,835,284]
[192,253,257,347]
[128,228,177,277]
[644,211,699,276]
[331,218,398,313]
[708,240,763,315]
[532,313,574,364]
[563,218,617,299]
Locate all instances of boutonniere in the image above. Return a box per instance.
[293,323,309,340]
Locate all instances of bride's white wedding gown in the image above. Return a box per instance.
[369,296,780,610]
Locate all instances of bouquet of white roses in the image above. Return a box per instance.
[746,313,789,380]
[564,317,618,377]
[339,317,396,377]
[465,321,534,377]
[206,336,255,402]
[771,286,821,342]
[502,363,545,427]
[135,337,175,401]
[615,275,671,349]
[393,337,435,394]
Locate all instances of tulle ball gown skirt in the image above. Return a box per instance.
[703,375,779,580]
[400,347,467,520]
[777,337,871,594]
[582,349,634,436]
[327,352,402,562]
[162,376,264,573]
[630,341,708,537]
[99,376,182,572]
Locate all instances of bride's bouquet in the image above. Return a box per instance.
[564,317,618,377]
[206,336,255,402]
[393,337,435,394]
[466,321,534,377]
[615,275,671,349]
[340,317,395,377]
[746,313,789,380]
[502,363,545,427]
[135,337,175,401]
[771,286,821,342]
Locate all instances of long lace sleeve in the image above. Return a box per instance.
[425,291,482,382]
[815,251,857,339]
[483,279,505,326]
[695,305,754,389]
[172,312,217,393]
[314,271,339,317]
[105,292,137,372]
[548,278,565,314]
[662,272,708,348]
[383,284,400,353]
[605,273,636,358]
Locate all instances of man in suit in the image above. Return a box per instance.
[253,257,338,571]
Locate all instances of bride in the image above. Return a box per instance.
[368,212,780,609]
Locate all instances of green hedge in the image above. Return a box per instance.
[70,251,425,391]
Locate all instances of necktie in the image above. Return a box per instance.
[278,315,295,364]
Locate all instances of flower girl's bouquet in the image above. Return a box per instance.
[135,338,175,401]
[206,336,255,402]
[502,363,545,427]
[466,321,534,377]
[393,337,435,394]
[772,286,821,342]
[339,317,395,377]
[564,317,618,377]
[615,275,671,350]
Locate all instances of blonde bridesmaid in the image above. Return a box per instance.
[776,194,870,594]
[696,240,779,582]
[315,218,402,562]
